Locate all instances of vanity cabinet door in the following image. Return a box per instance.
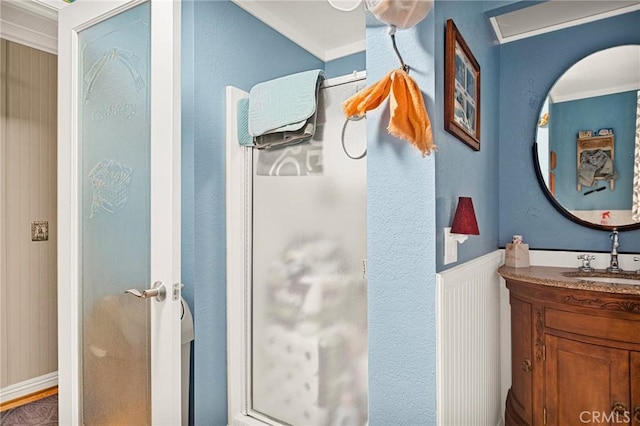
[509,296,533,424]
[545,335,630,425]
[632,352,640,426]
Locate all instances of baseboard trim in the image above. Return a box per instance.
[0,372,58,410]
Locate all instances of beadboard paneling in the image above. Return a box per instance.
[437,251,504,426]
[0,39,57,389]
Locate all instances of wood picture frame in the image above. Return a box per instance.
[444,19,481,151]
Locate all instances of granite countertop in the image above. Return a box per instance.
[498,265,640,295]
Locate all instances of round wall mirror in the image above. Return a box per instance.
[533,44,640,231]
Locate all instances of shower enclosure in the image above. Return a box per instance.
[227,73,368,426]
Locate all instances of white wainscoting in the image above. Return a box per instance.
[438,248,640,425]
[437,250,504,426]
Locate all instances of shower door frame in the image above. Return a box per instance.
[226,71,367,426]
[226,85,257,426]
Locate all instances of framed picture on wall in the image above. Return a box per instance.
[444,19,481,151]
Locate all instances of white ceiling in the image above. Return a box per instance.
[0,0,366,61]
[550,45,640,103]
[2,0,638,69]
[243,0,640,59]
[231,0,366,62]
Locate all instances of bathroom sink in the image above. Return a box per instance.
[579,276,640,286]
[562,270,640,286]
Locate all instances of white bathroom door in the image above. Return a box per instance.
[57,1,181,425]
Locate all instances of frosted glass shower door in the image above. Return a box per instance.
[251,78,368,426]
[57,1,181,425]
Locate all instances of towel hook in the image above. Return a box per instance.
[388,25,409,73]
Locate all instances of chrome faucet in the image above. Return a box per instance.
[577,254,595,272]
[606,230,622,273]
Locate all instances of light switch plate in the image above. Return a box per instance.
[31,221,48,241]
[444,227,457,265]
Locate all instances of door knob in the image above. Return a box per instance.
[521,359,532,373]
[124,281,166,302]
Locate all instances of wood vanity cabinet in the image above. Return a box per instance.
[505,278,640,426]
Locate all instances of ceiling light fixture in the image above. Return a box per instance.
[328,0,434,29]
[327,0,362,12]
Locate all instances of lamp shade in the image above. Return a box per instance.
[365,0,434,29]
[450,197,479,235]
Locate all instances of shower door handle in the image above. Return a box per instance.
[124,281,166,302]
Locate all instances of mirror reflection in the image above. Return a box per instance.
[535,45,640,228]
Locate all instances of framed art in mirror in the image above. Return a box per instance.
[444,19,481,151]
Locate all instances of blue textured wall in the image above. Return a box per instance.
[551,91,637,211]
[499,11,640,252]
[325,51,366,78]
[435,1,501,272]
[184,2,640,424]
[484,0,544,15]
[366,13,437,424]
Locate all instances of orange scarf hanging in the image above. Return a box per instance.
[343,69,435,156]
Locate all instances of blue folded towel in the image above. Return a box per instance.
[237,94,317,149]
[248,69,325,137]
